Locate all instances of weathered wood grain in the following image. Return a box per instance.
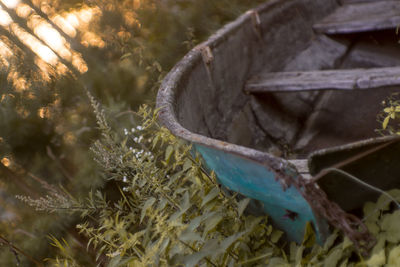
[340,0,381,4]
[289,160,312,180]
[313,1,400,34]
[246,67,400,92]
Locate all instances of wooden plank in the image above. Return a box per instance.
[313,1,400,34]
[289,159,309,173]
[246,67,400,93]
[340,0,381,4]
[289,160,311,180]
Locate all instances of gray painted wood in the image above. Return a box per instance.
[340,0,381,4]
[283,35,349,72]
[340,41,400,68]
[246,67,400,92]
[314,1,400,34]
[289,159,311,180]
[289,159,309,173]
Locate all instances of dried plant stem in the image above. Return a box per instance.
[0,234,44,267]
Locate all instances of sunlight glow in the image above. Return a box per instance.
[0,40,12,58]
[53,15,76,37]
[7,70,29,92]
[66,13,79,28]
[71,52,87,73]
[1,0,20,9]
[81,31,105,48]
[133,0,141,9]
[38,107,50,119]
[16,3,32,18]
[16,105,29,118]
[1,157,10,167]
[0,2,104,76]
[34,57,52,81]
[11,23,58,65]
[63,132,76,145]
[77,8,93,24]
[123,10,140,27]
[35,24,63,49]
[0,10,12,26]
[33,19,72,60]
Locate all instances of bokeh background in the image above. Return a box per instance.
[0,0,264,265]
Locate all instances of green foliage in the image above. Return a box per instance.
[0,0,265,265]
[39,102,287,266]
[19,99,400,266]
[378,93,400,135]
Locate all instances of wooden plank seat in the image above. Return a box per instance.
[313,1,400,34]
[245,67,400,93]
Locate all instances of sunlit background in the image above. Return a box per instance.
[0,0,265,264]
[0,0,106,76]
[0,0,147,264]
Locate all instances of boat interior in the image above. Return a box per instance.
[240,3,400,160]
[173,0,400,212]
[242,0,400,211]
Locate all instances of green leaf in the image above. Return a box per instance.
[120,52,132,61]
[179,230,203,243]
[218,231,245,252]
[323,231,339,251]
[165,145,174,162]
[375,193,393,213]
[187,212,216,232]
[363,201,381,223]
[295,244,305,266]
[140,197,156,223]
[107,255,122,267]
[384,107,393,113]
[371,235,386,256]
[267,258,290,267]
[183,158,192,171]
[324,248,343,267]
[201,187,220,207]
[388,245,400,266]
[289,242,298,262]
[203,213,223,235]
[380,210,400,243]
[342,236,353,250]
[181,191,191,211]
[302,222,316,248]
[182,239,219,267]
[152,134,160,149]
[169,192,191,222]
[238,198,251,217]
[365,221,380,236]
[366,249,385,267]
[383,115,390,129]
[271,230,283,244]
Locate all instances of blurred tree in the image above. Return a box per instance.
[0,0,264,265]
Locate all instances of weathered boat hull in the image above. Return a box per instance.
[157,0,337,243]
[157,0,400,247]
[194,144,329,243]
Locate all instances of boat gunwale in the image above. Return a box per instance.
[156,0,292,175]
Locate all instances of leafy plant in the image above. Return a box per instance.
[378,93,400,135]
[15,95,400,266]
[23,98,289,266]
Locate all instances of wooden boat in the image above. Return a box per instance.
[156,0,400,249]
